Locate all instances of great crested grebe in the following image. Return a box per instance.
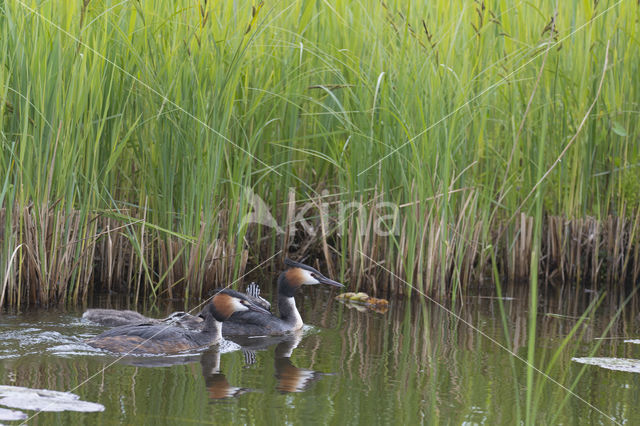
[222,259,344,336]
[86,289,269,355]
[82,309,204,328]
[82,283,267,329]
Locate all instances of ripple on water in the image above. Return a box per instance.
[0,327,101,359]
[0,318,243,360]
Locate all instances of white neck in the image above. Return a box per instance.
[281,297,303,330]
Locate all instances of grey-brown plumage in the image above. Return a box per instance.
[83,259,344,339]
[86,290,269,355]
[83,309,203,329]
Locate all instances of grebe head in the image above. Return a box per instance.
[206,289,271,321]
[278,259,344,297]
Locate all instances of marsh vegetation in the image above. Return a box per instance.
[0,0,638,306]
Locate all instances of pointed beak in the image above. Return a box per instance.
[316,275,345,288]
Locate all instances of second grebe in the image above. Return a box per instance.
[222,259,344,336]
[83,309,203,329]
[86,290,269,355]
[82,282,267,329]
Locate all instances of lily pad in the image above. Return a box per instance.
[0,406,27,421]
[0,386,104,413]
[572,357,640,373]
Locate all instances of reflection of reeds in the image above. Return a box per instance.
[329,289,638,423]
[2,293,637,423]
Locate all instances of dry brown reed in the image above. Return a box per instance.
[1,195,639,307]
[1,205,247,307]
[250,191,640,300]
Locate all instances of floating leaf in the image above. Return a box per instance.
[0,407,27,421]
[0,386,104,413]
[350,292,370,302]
[572,357,640,373]
[336,292,389,312]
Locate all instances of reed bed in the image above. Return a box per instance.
[0,0,638,307]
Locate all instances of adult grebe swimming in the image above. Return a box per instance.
[86,289,269,354]
[83,260,343,337]
[82,283,267,329]
[222,259,344,336]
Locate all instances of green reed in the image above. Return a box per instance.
[0,0,638,306]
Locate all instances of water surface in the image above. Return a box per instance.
[1,286,639,424]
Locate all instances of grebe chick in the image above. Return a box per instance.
[244,281,271,311]
[82,309,154,328]
[83,309,203,329]
[223,259,344,336]
[86,290,269,355]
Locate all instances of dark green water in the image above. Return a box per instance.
[1,286,639,425]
